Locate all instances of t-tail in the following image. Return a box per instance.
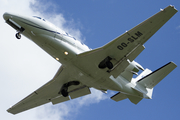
[111,62,177,104]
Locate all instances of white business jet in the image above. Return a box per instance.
[3,5,178,114]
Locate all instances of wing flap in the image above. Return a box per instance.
[52,86,91,105]
[127,44,145,62]
[51,96,70,105]
[110,44,145,78]
[69,86,91,99]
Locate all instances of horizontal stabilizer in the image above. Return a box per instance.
[111,92,127,102]
[126,95,143,104]
[137,62,177,89]
[111,92,143,104]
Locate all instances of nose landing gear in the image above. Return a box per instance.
[15,32,21,39]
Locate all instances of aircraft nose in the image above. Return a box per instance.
[3,12,12,21]
[3,12,20,21]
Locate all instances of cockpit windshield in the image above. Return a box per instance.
[33,16,46,21]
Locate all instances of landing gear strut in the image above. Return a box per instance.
[59,81,80,97]
[15,32,21,39]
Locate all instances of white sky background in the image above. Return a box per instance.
[0,0,107,120]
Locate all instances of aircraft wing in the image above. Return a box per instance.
[7,65,91,114]
[75,5,177,78]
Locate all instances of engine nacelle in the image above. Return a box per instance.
[125,60,144,75]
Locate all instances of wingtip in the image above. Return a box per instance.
[7,107,17,115]
[169,61,177,68]
[169,5,178,11]
[161,5,178,13]
[7,109,13,115]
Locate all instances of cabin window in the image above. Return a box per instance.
[33,16,41,19]
[33,16,46,21]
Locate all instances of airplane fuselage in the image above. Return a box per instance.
[3,13,137,94]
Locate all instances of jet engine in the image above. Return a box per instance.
[125,60,144,75]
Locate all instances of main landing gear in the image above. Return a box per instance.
[98,56,113,69]
[15,32,21,39]
[59,81,80,97]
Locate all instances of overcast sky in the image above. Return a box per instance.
[1,0,180,120]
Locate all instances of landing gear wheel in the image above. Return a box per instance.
[16,33,21,39]
[61,89,68,97]
[106,61,113,69]
[59,81,80,97]
[98,56,113,69]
